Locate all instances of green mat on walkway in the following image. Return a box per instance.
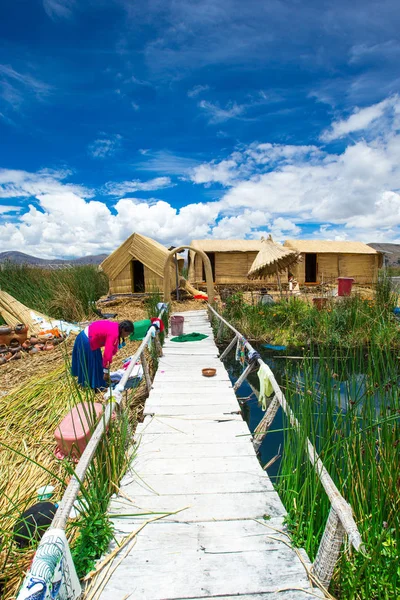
[170,332,209,342]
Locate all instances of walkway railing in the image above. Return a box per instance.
[207,303,364,589]
[16,308,166,600]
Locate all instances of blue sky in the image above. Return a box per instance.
[1,0,400,258]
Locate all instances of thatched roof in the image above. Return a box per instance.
[248,236,300,279]
[284,240,380,255]
[190,239,263,253]
[100,233,183,280]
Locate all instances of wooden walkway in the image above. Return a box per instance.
[100,310,323,600]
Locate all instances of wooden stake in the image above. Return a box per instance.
[140,351,152,392]
[220,336,237,360]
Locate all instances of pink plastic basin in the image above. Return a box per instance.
[54,402,104,460]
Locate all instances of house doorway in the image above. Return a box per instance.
[305,253,317,283]
[202,252,215,282]
[132,260,145,292]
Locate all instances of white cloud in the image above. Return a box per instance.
[103,176,174,196]
[198,100,246,123]
[4,95,400,257]
[0,64,51,109]
[88,134,122,159]
[0,168,91,199]
[188,85,210,98]
[43,0,75,20]
[321,96,397,141]
[0,205,20,214]
[191,159,238,186]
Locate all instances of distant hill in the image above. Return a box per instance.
[368,243,400,266]
[0,251,108,267]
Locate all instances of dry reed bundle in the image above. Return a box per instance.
[0,291,53,335]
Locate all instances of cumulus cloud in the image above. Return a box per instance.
[3,95,400,257]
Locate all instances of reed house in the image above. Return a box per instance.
[100,233,183,294]
[188,239,263,284]
[283,240,382,284]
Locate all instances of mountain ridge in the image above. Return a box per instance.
[0,250,108,266]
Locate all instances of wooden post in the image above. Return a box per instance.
[174,255,180,302]
[233,362,255,392]
[253,394,280,452]
[276,266,282,297]
[220,336,237,361]
[216,319,224,342]
[155,333,163,357]
[141,351,152,392]
[313,507,346,588]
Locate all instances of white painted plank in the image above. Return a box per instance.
[119,471,274,496]
[131,456,263,476]
[144,404,240,416]
[146,394,239,404]
[153,371,231,382]
[136,416,249,432]
[134,440,257,458]
[109,490,286,523]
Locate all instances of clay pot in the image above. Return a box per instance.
[9,339,20,348]
[0,356,6,366]
[5,352,12,361]
[0,344,8,353]
[14,323,28,334]
[43,344,54,351]
[8,352,21,361]
[39,334,53,342]
[30,347,39,354]
[34,344,44,351]
[29,336,39,345]
[0,326,12,335]
[52,337,63,346]
[10,345,22,354]
[22,341,32,350]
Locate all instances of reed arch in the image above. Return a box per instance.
[163,245,214,303]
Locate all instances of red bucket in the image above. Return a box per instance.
[170,315,184,336]
[337,277,355,296]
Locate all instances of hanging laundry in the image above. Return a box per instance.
[235,335,247,367]
[257,363,274,411]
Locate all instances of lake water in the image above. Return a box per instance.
[223,345,287,480]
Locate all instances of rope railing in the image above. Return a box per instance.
[16,307,167,600]
[207,303,364,588]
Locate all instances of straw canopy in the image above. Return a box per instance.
[247,235,300,279]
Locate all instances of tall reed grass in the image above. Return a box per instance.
[0,359,142,596]
[0,262,108,322]
[222,285,400,347]
[276,345,399,599]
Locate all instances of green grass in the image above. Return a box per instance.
[276,344,400,599]
[221,281,400,348]
[0,262,108,322]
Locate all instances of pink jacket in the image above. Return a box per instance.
[88,320,120,368]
